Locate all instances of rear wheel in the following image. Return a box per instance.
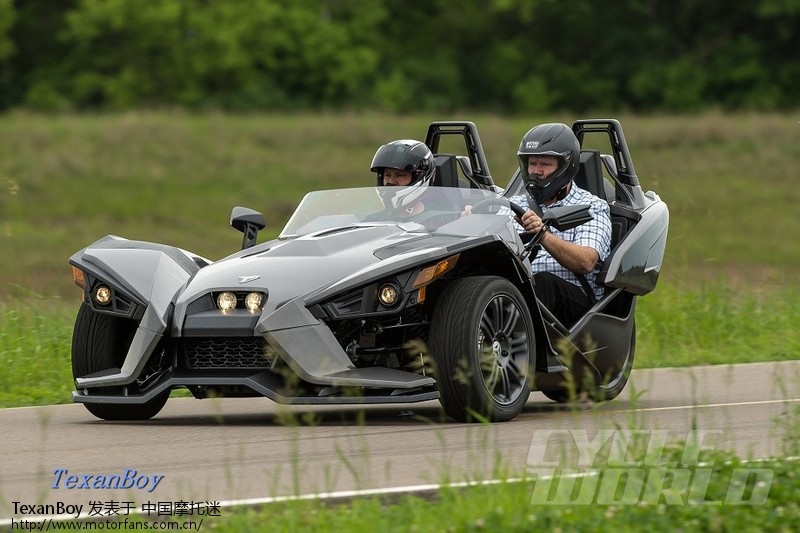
[429,276,534,422]
[72,303,168,420]
[541,323,635,403]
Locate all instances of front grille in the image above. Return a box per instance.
[183,337,274,369]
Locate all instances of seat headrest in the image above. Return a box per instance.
[574,150,607,201]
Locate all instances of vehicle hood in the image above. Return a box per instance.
[174,224,451,314]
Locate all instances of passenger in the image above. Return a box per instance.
[511,123,612,326]
[369,139,436,217]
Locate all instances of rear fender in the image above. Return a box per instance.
[600,199,669,295]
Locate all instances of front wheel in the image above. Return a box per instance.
[429,276,535,422]
[71,303,169,420]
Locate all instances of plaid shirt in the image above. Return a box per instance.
[506,185,612,300]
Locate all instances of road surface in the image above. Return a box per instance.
[1,361,798,521]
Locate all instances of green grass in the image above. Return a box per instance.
[205,456,800,531]
[0,296,76,407]
[637,282,800,367]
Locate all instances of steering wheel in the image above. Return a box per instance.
[469,197,528,218]
[469,197,547,259]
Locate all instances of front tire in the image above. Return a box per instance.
[71,303,168,420]
[429,276,535,422]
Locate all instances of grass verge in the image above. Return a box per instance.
[0,295,76,407]
[57,435,800,531]
[210,455,800,531]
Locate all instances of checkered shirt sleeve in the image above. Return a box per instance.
[505,186,612,300]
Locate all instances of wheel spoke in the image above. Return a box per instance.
[490,297,504,328]
[508,335,527,353]
[479,347,496,372]
[500,300,521,337]
[499,367,512,401]
[506,357,524,386]
[482,355,526,404]
[480,313,496,338]
[483,358,499,390]
[478,296,531,405]
[508,335,529,361]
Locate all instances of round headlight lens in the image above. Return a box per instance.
[245,292,263,312]
[378,284,400,306]
[95,285,112,305]
[217,291,237,311]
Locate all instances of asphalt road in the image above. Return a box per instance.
[2,361,799,520]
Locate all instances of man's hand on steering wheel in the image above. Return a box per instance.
[516,209,547,234]
[463,197,528,218]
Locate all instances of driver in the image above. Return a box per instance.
[511,123,612,327]
[370,139,436,217]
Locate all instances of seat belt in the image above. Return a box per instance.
[576,273,597,302]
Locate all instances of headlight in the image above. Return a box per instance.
[245,292,263,312]
[378,283,401,307]
[217,291,237,311]
[94,285,112,305]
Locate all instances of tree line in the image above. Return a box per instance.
[0,0,797,113]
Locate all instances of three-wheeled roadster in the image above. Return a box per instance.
[69,119,668,422]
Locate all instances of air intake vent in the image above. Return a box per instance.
[183,337,275,369]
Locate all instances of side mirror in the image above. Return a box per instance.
[230,206,266,250]
[542,205,593,232]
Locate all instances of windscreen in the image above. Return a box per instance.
[279,186,504,238]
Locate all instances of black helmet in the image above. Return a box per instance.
[517,123,580,204]
[370,139,436,209]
